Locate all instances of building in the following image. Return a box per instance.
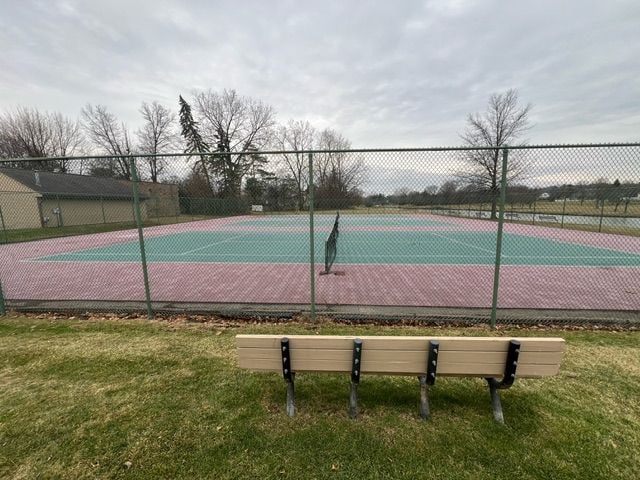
[129,179,180,218]
[0,168,150,230]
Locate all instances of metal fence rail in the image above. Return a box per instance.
[0,143,639,326]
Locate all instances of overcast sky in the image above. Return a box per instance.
[1,0,639,149]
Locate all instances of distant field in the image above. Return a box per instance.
[1,316,639,479]
[508,220,640,237]
[433,201,640,217]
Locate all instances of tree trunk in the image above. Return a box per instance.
[490,195,498,219]
[198,155,214,196]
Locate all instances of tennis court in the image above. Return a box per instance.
[34,215,640,267]
[2,213,640,312]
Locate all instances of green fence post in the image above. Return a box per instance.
[56,194,64,228]
[561,197,567,228]
[490,148,509,329]
[598,200,605,232]
[100,195,106,224]
[308,153,316,321]
[0,278,6,315]
[532,198,537,225]
[0,205,7,244]
[130,157,154,319]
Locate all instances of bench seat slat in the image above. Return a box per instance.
[236,335,565,353]
[238,348,564,366]
[238,357,561,377]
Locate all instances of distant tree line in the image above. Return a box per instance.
[3,87,636,217]
[367,178,640,214]
[0,89,365,212]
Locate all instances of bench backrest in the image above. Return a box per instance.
[236,335,565,378]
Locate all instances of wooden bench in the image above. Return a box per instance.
[236,335,566,423]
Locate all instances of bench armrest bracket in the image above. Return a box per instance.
[351,338,363,384]
[349,338,363,418]
[487,339,521,390]
[281,337,295,416]
[419,340,440,419]
[281,337,293,382]
[427,340,439,386]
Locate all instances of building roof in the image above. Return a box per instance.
[0,168,144,199]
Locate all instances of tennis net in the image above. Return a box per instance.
[324,212,340,273]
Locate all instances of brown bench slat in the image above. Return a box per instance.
[238,357,560,377]
[238,347,564,366]
[236,335,565,352]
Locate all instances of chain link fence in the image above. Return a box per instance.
[0,144,639,326]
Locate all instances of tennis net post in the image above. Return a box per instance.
[321,211,340,274]
[0,205,7,244]
[0,278,6,316]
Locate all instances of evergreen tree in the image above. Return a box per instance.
[178,95,214,195]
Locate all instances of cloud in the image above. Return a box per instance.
[0,0,638,160]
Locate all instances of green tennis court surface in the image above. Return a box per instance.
[236,216,451,227]
[37,230,640,267]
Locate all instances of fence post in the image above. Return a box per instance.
[490,148,509,329]
[598,200,605,232]
[56,194,64,227]
[100,195,106,224]
[561,197,567,228]
[532,198,537,225]
[308,153,316,321]
[130,157,154,319]
[0,278,6,315]
[0,205,7,244]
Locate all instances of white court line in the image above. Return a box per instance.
[423,230,497,255]
[30,252,638,260]
[179,233,252,255]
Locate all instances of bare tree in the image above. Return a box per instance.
[81,104,132,179]
[193,89,276,197]
[50,113,86,172]
[314,129,365,208]
[136,101,178,182]
[0,107,51,159]
[275,120,315,210]
[0,107,84,172]
[458,89,532,219]
[316,129,365,190]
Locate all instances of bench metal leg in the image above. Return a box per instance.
[349,382,358,419]
[486,378,504,424]
[485,341,521,423]
[418,375,430,420]
[286,374,296,417]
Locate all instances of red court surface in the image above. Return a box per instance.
[1,214,639,315]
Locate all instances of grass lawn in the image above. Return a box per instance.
[1,316,639,479]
